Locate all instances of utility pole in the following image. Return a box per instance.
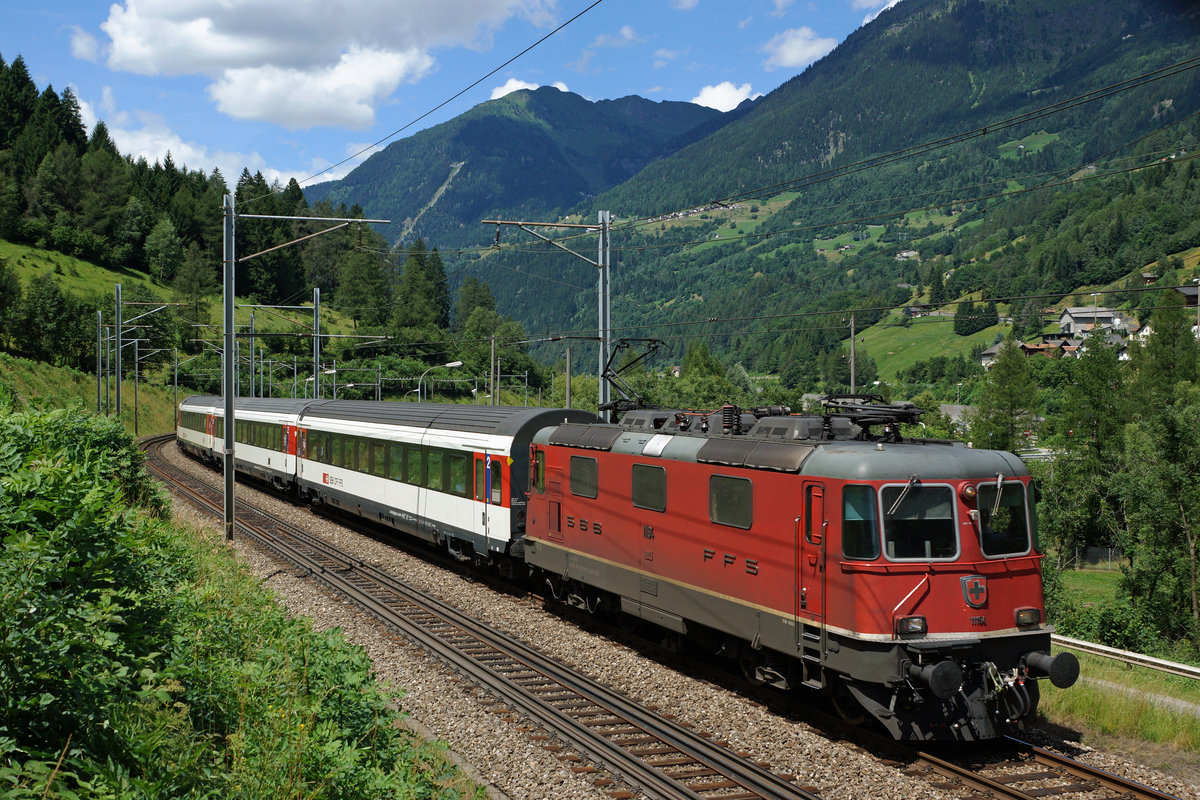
[220,197,388,542]
[96,310,102,413]
[565,346,571,409]
[313,287,321,399]
[597,210,611,415]
[482,212,612,418]
[249,312,255,398]
[850,312,857,395]
[222,194,236,541]
[115,283,122,416]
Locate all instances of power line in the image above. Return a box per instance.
[281,0,607,198]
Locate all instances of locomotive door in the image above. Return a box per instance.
[797,482,827,684]
[546,468,564,543]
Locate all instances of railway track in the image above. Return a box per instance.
[144,434,1187,800]
[898,737,1183,800]
[142,435,820,800]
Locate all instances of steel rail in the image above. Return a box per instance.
[144,436,819,800]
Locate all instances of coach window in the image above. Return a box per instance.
[448,453,468,497]
[710,475,752,529]
[353,439,368,473]
[490,461,502,504]
[427,451,444,492]
[388,444,404,480]
[474,460,486,501]
[882,482,957,560]
[976,482,1031,557]
[407,447,424,486]
[632,464,666,512]
[842,485,881,559]
[370,441,386,477]
[569,456,598,499]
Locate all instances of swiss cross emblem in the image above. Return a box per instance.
[961,576,988,608]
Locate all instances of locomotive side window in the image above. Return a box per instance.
[881,484,957,560]
[632,464,666,512]
[570,456,598,499]
[710,475,752,530]
[976,483,1031,556]
[532,451,545,494]
[842,485,880,559]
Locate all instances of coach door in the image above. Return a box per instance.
[797,482,827,686]
[474,453,504,547]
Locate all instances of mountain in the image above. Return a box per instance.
[303,88,730,246]
[459,0,1200,378]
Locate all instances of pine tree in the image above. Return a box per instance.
[967,335,1035,453]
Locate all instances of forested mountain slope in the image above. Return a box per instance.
[458,0,1200,381]
[303,88,730,246]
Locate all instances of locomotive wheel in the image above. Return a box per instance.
[738,650,765,686]
[830,680,866,726]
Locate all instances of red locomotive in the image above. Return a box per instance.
[178,392,1078,741]
[523,396,1078,741]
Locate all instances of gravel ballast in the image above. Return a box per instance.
[159,444,1198,800]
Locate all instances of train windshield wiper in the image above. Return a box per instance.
[992,472,1005,516]
[886,474,919,517]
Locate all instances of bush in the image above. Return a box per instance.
[0,407,481,798]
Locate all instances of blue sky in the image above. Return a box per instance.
[3,0,899,189]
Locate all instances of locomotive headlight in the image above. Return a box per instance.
[960,484,978,503]
[895,615,927,636]
[1015,607,1041,627]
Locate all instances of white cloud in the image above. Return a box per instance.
[691,82,760,112]
[94,0,555,128]
[491,78,569,99]
[762,26,837,72]
[209,46,433,129]
[772,0,794,16]
[492,78,539,99]
[671,0,698,9]
[70,26,101,63]
[860,0,902,25]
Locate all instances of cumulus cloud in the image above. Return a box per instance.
[860,0,903,25]
[209,47,433,129]
[70,27,101,63]
[94,0,554,128]
[691,82,760,112]
[491,78,569,99]
[762,26,837,72]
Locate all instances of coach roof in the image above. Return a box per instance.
[300,400,599,439]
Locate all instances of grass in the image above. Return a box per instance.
[998,131,1059,160]
[0,239,161,299]
[859,313,1002,381]
[1040,650,1200,754]
[1060,568,1121,607]
[0,352,179,436]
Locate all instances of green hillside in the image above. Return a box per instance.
[459,0,1200,387]
[304,87,728,246]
